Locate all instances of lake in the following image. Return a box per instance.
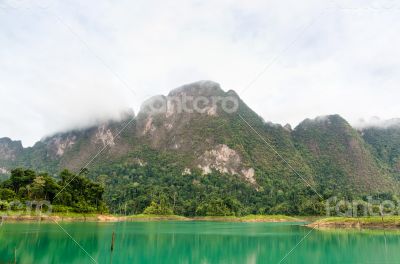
[1,221,400,263]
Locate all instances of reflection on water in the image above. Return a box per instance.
[1,221,400,263]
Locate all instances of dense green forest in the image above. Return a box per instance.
[0,168,106,213]
[96,165,400,217]
[84,145,398,217]
[0,83,399,217]
[1,165,398,216]
[93,163,323,216]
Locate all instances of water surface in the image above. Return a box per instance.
[1,221,399,263]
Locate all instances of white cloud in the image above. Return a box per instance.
[0,0,399,146]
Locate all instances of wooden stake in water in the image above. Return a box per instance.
[14,247,16,264]
[110,231,115,264]
[111,231,115,251]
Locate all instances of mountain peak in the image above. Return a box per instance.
[139,80,240,118]
[295,114,349,130]
[168,80,224,97]
[0,137,23,162]
[1,81,399,207]
[0,137,23,148]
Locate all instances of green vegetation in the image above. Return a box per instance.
[1,167,400,224]
[317,216,400,223]
[293,115,398,194]
[240,214,301,221]
[89,144,398,217]
[309,216,400,229]
[194,214,302,222]
[143,201,173,215]
[126,214,188,221]
[0,168,106,213]
[362,126,400,180]
[89,148,327,217]
[1,86,400,219]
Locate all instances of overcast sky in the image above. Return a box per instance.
[0,0,399,146]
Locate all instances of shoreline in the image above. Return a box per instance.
[307,216,400,230]
[0,213,304,223]
[3,214,400,230]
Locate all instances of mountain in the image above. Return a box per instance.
[358,120,400,180]
[0,80,399,215]
[293,115,396,194]
[0,137,23,177]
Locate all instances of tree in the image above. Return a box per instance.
[143,201,173,215]
[0,188,15,201]
[8,168,35,193]
[196,198,233,216]
[55,169,105,212]
[0,168,105,213]
[31,176,46,199]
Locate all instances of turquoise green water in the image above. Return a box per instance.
[1,221,400,263]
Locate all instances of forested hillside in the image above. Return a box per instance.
[0,81,399,216]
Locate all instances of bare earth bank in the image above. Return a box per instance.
[0,214,303,223]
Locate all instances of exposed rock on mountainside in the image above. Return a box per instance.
[0,81,399,199]
[95,125,115,147]
[44,134,77,157]
[0,167,9,174]
[197,144,256,184]
[0,137,23,161]
[135,81,240,153]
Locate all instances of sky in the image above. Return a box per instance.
[0,0,399,146]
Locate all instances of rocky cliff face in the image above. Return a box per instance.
[42,134,77,158]
[134,81,256,183]
[0,138,23,176]
[197,144,256,184]
[136,81,235,147]
[0,81,399,195]
[0,137,23,161]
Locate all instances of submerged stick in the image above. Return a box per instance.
[111,231,115,252]
[110,231,115,264]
